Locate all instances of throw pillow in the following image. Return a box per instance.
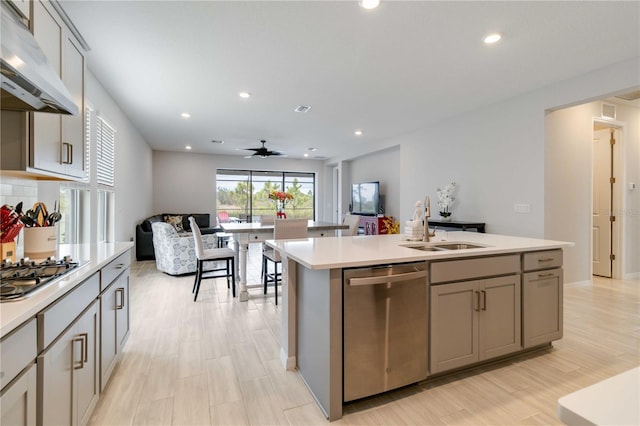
[165,215,184,232]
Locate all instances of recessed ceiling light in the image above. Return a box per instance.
[484,33,502,44]
[239,91,251,99]
[308,147,317,151]
[181,112,191,118]
[354,129,363,136]
[294,105,312,113]
[304,153,309,158]
[185,145,192,150]
[360,0,380,10]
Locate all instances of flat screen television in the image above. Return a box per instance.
[351,181,380,215]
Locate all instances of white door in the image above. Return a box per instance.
[592,127,614,277]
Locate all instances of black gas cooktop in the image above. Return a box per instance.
[0,256,86,302]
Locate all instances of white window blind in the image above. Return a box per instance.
[84,106,92,182]
[96,116,115,187]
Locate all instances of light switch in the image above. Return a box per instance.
[514,203,531,214]
[629,182,636,190]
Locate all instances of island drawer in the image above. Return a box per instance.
[523,250,562,271]
[37,272,100,351]
[0,318,37,390]
[101,251,131,290]
[430,254,520,284]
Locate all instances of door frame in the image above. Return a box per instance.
[591,118,625,280]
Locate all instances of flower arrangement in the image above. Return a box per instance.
[436,181,457,217]
[268,190,294,218]
[268,190,294,203]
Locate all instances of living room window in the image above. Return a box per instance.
[216,169,315,222]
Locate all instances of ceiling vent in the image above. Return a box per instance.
[211,139,224,144]
[601,103,616,120]
[294,105,311,113]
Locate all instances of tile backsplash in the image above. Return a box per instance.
[0,176,38,208]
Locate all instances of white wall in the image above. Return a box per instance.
[327,58,639,284]
[347,146,401,220]
[546,100,639,282]
[86,72,154,242]
[152,151,328,221]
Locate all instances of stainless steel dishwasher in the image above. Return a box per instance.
[343,262,428,402]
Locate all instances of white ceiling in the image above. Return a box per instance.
[60,1,640,161]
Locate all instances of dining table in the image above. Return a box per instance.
[220,220,349,301]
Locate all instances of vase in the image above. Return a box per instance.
[439,211,452,222]
[276,200,287,219]
[23,225,58,259]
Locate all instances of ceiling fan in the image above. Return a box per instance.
[242,140,284,158]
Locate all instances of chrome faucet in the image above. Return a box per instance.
[423,196,436,242]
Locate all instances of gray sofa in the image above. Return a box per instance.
[135,213,220,261]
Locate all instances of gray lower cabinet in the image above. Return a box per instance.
[430,274,521,374]
[38,300,100,426]
[523,268,563,348]
[0,364,37,425]
[0,318,37,426]
[99,270,130,390]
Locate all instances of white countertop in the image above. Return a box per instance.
[557,367,640,425]
[265,231,574,270]
[1,242,133,338]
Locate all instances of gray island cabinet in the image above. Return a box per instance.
[0,243,133,426]
[266,232,572,421]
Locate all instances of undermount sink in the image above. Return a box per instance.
[401,242,488,251]
[431,242,487,250]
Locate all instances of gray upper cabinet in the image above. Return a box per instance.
[31,0,86,179]
[0,0,86,180]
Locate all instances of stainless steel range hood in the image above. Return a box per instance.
[1,4,78,115]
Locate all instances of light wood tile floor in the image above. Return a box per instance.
[90,247,639,425]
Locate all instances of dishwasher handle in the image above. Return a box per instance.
[347,270,427,286]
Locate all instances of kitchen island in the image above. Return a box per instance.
[266,231,572,420]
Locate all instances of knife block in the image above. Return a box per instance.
[1,241,17,262]
[23,226,58,260]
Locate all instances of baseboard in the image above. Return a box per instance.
[280,348,296,371]
[623,272,640,280]
[564,279,592,288]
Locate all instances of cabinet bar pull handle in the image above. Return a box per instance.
[538,272,555,278]
[73,335,85,369]
[62,143,73,164]
[115,263,125,269]
[116,288,125,310]
[475,291,481,312]
[348,270,427,286]
[481,290,487,311]
[80,333,89,363]
[538,258,554,262]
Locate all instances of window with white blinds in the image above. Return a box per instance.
[96,116,115,187]
[84,106,92,182]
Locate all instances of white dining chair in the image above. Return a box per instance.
[262,218,308,305]
[343,213,361,236]
[188,216,237,301]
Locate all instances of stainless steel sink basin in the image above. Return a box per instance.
[401,242,487,251]
[400,244,445,251]
[431,242,487,250]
